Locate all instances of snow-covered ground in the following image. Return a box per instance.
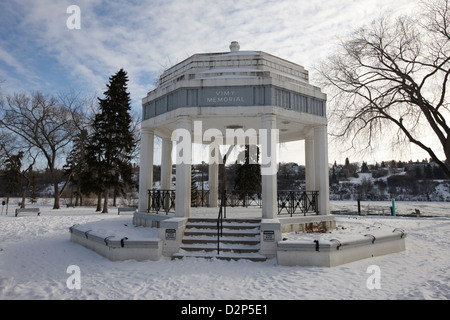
[0,201,449,300]
[331,199,450,217]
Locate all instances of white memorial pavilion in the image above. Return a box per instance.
[70,43,406,265]
[138,41,330,221]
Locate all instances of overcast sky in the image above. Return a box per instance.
[1,0,428,165]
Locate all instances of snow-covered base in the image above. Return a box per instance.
[69,220,162,261]
[277,230,406,267]
[1,202,449,299]
[69,211,405,266]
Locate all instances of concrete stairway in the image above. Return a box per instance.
[172,218,267,262]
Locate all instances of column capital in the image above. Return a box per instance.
[141,127,155,135]
[176,115,192,133]
[261,113,277,125]
[313,124,328,133]
[176,115,192,124]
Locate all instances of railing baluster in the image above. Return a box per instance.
[147,189,176,214]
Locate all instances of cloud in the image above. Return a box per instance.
[0,47,28,79]
[3,0,432,164]
[3,0,420,95]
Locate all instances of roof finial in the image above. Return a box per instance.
[229,41,240,53]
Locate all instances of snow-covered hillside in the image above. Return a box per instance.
[330,171,450,202]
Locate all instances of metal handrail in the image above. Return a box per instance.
[217,189,226,254]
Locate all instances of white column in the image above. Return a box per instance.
[138,128,154,212]
[161,137,173,190]
[161,137,173,211]
[208,143,219,207]
[261,114,278,220]
[314,125,330,215]
[174,116,192,218]
[305,136,315,191]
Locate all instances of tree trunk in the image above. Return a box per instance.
[6,194,10,215]
[53,182,60,209]
[21,180,32,209]
[96,192,102,211]
[102,190,109,213]
[75,186,82,206]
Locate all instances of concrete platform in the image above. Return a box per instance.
[69,218,162,262]
[277,229,406,267]
[69,208,406,267]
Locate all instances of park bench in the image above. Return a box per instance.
[117,207,137,215]
[15,208,40,217]
[66,203,75,208]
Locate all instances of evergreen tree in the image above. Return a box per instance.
[4,152,22,196]
[85,69,136,213]
[424,164,433,179]
[2,152,22,212]
[361,161,369,173]
[331,161,337,183]
[234,145,261,204]
[64,129,89,206]
[345,157,350,167]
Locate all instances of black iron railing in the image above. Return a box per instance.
[147,188,319,216]
[191,190,210,207]
[222,190,262,208]
[147,189,175,214]
[277,190,319,216]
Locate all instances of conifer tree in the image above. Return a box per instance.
[2,152,22,213]
[64,129,89,206]
[234,145,261,205]
[85,69,136,213]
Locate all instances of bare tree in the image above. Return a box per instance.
[318,0,450,178]
[0,133,40,209]
[0,91,84,209]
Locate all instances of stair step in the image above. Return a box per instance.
[173,218,266,262]
[180,247,260,254]
[172,251,267,262]
[181,242,260,252]
[184,229,259,236]
[187,218,259,222]
[186,222,261,230]
[182,239,260,245]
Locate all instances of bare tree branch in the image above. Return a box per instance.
[0,91,87,209]
[318,0,450,177]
